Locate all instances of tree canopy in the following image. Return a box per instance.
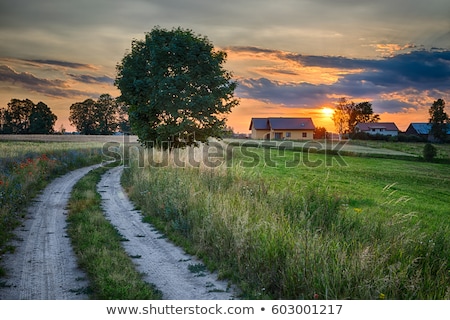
[332,97,379,139]
[115,26,239,147]
[69,94,126,135]
[0,99,57,134]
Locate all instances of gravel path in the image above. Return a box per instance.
[0,164,102,300]
[98,166,237,300]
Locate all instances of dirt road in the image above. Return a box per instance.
[98,166,237,300]
[0,164,102,299]
[1,164,237,300]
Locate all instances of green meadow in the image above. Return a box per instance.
[238,146,450,232]
[1,138,449,299]
[123,142,450,299]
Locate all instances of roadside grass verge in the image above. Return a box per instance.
[348,140,450,161]
[67,163,162,300]
[121,143,450,299]
[0,141,105,276]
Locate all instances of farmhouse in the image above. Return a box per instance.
[355,122,399,136]
[405,123,450,141]
[249,117,315,140]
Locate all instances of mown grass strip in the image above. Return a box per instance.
[67,163,162,300]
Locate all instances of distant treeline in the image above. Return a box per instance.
[0,94,130,135]
[0,99,57,134]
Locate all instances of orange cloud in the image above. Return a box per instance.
[369,43,416,57]
[224,46,361,86]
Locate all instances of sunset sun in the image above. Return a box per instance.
[322,107,334,117]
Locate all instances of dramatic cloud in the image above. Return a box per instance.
[234,48,450,113]
[0,65,91,98]
[236,78,328,107]
[24,59,97,70]
[68,74,114,84]
[0,0,449,132]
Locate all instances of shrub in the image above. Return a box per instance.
[423,143,437,161]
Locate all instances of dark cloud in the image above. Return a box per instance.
[335,50,450,97]
[237,78,329,107]
[24,59,97,70]
[227,46,281,55]
[372,99,418,113]
[0,65,66,88]
[286,53,375,70]
[0,65,91,98]
[68,74,114,84]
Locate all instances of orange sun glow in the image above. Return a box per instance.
[322,107,334,117]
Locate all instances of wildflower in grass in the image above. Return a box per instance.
[314,293,319,299]
[354,208,362,213]
[379,293,385,300]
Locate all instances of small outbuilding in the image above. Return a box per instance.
[249,117,315,140]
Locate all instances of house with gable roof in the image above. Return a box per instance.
[249,117,315,140]
[355,122,399,136]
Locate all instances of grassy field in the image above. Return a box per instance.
[1,136,449,299]
[122,141,450,299]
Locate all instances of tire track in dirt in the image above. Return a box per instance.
[0,164,103,300]
[98,166,237,300]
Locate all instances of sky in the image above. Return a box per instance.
[0,0,449,133]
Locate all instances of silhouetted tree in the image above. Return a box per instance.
[349,101,380,133]
[69,98,97,134]
[0,99,57,134]
[313,126,327,139]
[429,98,448,142]
[69,94,124,135]
[95,94,121,134]
[29,102,57,134]
[332,98,380,139]
[332,98,353,140]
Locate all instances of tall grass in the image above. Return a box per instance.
[122,143,450,299]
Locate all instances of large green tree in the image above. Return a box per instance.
[115,26,239,147]
[429,98,448,142]
[0,98,57,134]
